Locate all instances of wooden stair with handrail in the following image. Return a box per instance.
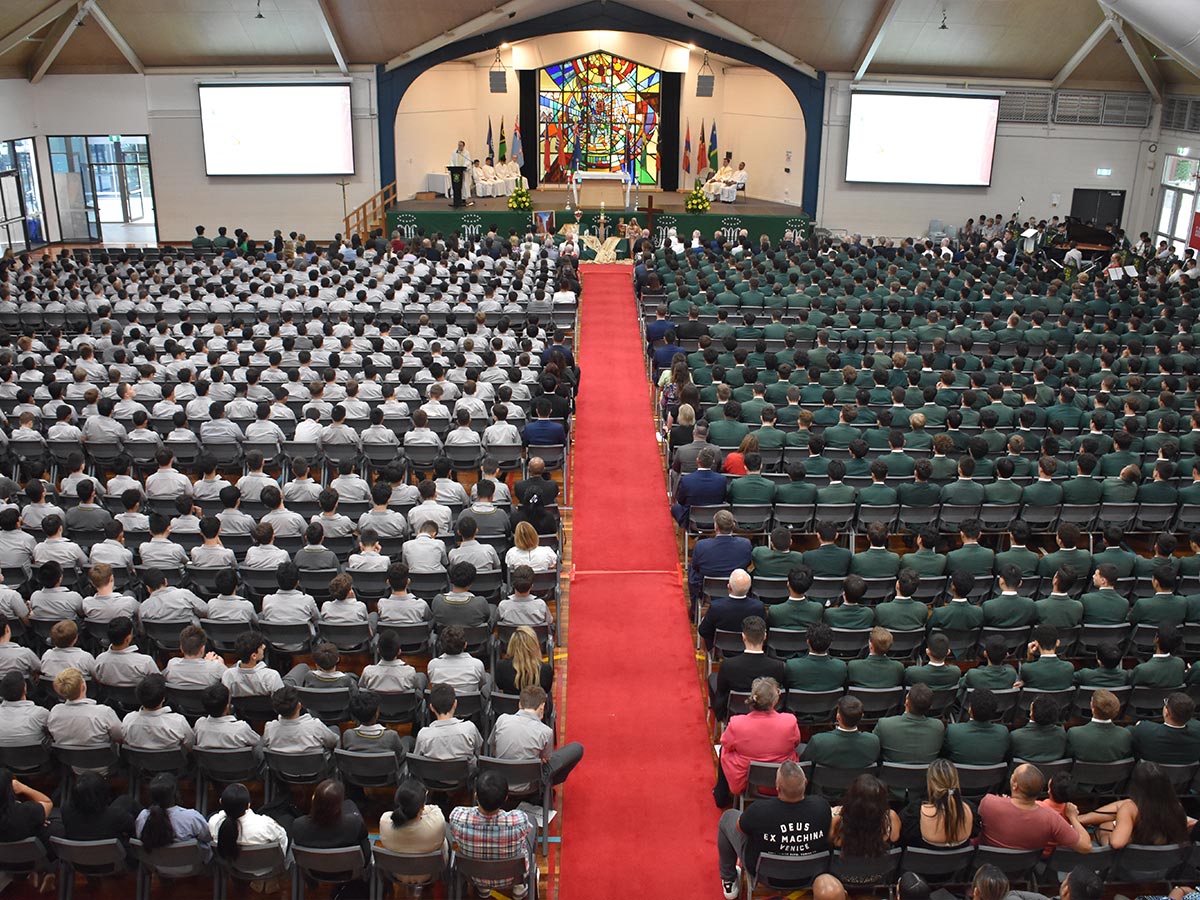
[343,181,397,241]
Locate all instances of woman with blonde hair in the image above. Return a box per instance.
[900,758,975,849]
[505,521,558,572]
[495,625,553,694]
[669,402,697,453]
[722,432,759,476]
[714,676,799,808]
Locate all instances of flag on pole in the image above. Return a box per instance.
[498,118,507,160]
[697,119,706,174]
[486,118,494,159]
[512,118,524,168]
[709,120,719,172]
[682,119,691,174]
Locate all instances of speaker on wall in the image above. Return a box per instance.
[489,70,507,93]
[696,74,714,97]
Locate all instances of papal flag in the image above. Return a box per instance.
[682,119,691,174]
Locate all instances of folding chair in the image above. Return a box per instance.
[291,846,368,900]
[130,839,211,900]
[50,837,129,900]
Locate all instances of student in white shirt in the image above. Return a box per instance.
[209,783,289,858]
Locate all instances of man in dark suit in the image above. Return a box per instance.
[513,457,561,507]
[698,567,763,650]
[1129,692,1200,764]
[522,398,567,446]
[709,615,784,720]
[689,509,753,604]
[672,448,727,525]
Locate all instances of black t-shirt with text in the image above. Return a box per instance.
[738,795,832,875]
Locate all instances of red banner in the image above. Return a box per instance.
[1190,211,1200,251]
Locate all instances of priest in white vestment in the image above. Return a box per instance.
[719,161,748,202]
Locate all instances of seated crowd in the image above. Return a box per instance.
[646,228,1200,898]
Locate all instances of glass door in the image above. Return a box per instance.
[49,136,100,243]
[1155,155,1199,257]
[85,135,155,244]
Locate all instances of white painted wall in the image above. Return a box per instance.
[0,69,380,243]
[714,68,805,206]
[816,75,1158,240]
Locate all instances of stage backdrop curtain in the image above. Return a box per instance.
[659,72,680,193]
[519,69,538,189]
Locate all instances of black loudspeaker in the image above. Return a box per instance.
[489,70,507,93]
[696,74,714,97]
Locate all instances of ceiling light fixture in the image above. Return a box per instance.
[255,0,264,19]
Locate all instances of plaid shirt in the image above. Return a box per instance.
[449,806,532,889]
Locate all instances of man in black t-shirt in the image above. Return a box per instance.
[716,760,831,898]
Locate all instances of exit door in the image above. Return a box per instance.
[1071,189,1126,229]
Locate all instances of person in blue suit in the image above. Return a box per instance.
[672,448,728,524]
[522,399,567,446]
[698,567,764,650]
[689,508,753,604]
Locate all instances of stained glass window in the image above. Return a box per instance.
[538,51,660,186]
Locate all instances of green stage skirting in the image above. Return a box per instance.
[386,207,811,257]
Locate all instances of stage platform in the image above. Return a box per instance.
[386,188,811,248]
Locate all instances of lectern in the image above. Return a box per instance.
[448,166,467,208]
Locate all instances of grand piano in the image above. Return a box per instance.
[1045,217,1117,263]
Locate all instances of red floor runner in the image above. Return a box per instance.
[557,265,718,899]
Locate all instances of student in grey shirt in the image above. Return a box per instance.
[216,486,256,536]
[138,515,190,570]
[359,630,425,694]
[29,562,84,623]
[192,458,233,505]
[329,463,372,503]
[41,620,96,681]
[347,530,389,573]
[81,563,140,625]
[0,614,41,680]
[122,674,195,750]
[321,573,371,628]
[377,563,431,625]
[294,524,342,572]
[425,625,490,695]
[237,450,276,503]
[282,642,360,696]
[0,508,36,574]
[341,690,412,760]
[190,516,237,569]
[47,667,125,747]
[140,568,208,623]
[243,523,292,571]
[0,671,50,747]
[312,489,357,539]
[262,685,339,755]
[145,449,194,499]
[412,684,482,762]
[491,685,582,788]
[32,516,89,573]
[19,481,63,532]
[93,616,160,688]
[497,565,554,627]
[448,517,501,573]
[357,488,409,540]
[90,520,136,572]
[194,682,262,751]
[221,633,285,699]
[407,482,453,536]
[402,523,448,574]
[260,563,320,626]
[164,625,227,688]
[431,563,494,630]
[64,480,112,533]
[260,486,307,539]
[205,571,258,624]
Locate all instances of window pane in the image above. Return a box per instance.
[1159,189,1178,235]
[1164,155,1200,190]
[1175,195,1195,240]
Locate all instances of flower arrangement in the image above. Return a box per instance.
[685,184,710,214]
[508,185,532,211]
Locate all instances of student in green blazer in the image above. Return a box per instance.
[982,565,1037,628]
[824,576,876,629]
[945,521,995,577]
[847,627,905,687]
[983,457,1025,504]
[1128,692,1200,765]
[1080,564,1131,625]
[1009,695,1068,762]
[751,527,803,578]
[874,683,945,763]
[849,522,902,579]
[784,622,848,692]
[1074,642,1131,687]
[1090,525,1138,579]
[942,688,1010,764]
[1034,568,1085,628]
[1037,524,1093,579]
[857,459,898,507]
[962,639,1019,690]
[904,633,961,690]
[928,572,984,633]
[1128,569,1188,629]
[816,459,857,504]
[1066,690,1133,762]
[766,566,824,630]
[804,522,853,577]
[1018,625,1076,690]
[800,695,881,768]
[727,452,776,504]
[875,571,930,632]
[901,528,948,576]
[993,522,1040,578]
[1130,626,1187,687]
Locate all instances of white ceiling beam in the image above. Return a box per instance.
[676,0,818,79]
[84,0,142,74]
[853,0,901,83]
[384,0,541,72]
[0,0,77,60]
[314,0,348,76]
[1102,7,1161,100]
[1052,17,1112,88]
[28,2,85,84]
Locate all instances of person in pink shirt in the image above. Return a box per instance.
[978,764,1091,855]
[714,676,799,807]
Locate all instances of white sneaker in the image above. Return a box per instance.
[513,884,529,899]
[721,865,742,899]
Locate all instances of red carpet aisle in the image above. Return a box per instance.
[556,265,719,898]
